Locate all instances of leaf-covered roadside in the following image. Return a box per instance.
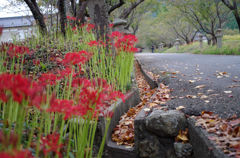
[111,61,174,147]
[194,111,240,157]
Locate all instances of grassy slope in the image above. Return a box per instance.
[162,40,240,55]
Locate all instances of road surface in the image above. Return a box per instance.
[135,53,240,119]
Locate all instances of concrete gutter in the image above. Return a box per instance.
[102,88,141,158]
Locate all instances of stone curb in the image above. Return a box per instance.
[136,60,159,88]
[188,117,230,158]
[103,86,141,158]
[134,60,230,158]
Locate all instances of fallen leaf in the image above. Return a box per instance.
[201,95,208,99]
[208,136,217,140]
[176,106,185,110]
[149,103,158,107]
[234,76,238,78]
[189,80,196,83]
[198,93,203,96]
[144,108,151,112]
[195,85,205,89]
[232,79,240,82]
[205,100,209,103]
[229,118,240,126]
[217,76,223,78]
[171,76,178,78]
[224,91,232,94]
[228,95,233,98]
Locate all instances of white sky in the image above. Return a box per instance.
[0,0,32,18]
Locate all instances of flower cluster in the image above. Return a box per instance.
[61,51,91,67]
[7,45,32,58]
[109,31,138,53]
[41,132,63,157]
[0,73,36,103]
[67,16,76,21]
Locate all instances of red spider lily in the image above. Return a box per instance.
[101,109,114,118]
[7,45,32,58]
[71,17,76,21]
[87,40,98,47]
[72,78,91,89]
[109,23,113,28]
[0,73,36,103]
[98,40,107,48]
[87,24,95,32]
[72,27,77,31]
[128,47,138,53]
[61,51,91,67]
[114,34,138,53]
[47,99,75,120]
[109,31,122,38]
[41,132,63,157]
[38,73,58,87]
[66,16,71,20]
[58,67,76,79]
[0,150,33,158]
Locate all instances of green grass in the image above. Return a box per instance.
[162,40,240,55]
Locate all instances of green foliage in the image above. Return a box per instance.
[163,40,240,55]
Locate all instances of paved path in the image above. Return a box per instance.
[135,53,240,118]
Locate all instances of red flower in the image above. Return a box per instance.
[72,78,91,89]
[109,31,122,38]
[7,45,32,58]
[0,73,35,103]
[41,132,63,157]
[71,17,76,21]
[66,16,71,20]
[47,99,75,120]
[87,40,98,47]
[38,73,58,87]
[72,26,77,31]
[109,23,114,28]
[58,67,76,79]
[87,24,95,32]
[101,110,114,118]
[61,51,91,67]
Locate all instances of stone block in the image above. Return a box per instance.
[174,142,193,158]
[145,110,187,138]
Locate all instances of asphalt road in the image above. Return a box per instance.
[135,53,240,119]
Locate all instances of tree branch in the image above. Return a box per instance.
[108,0,125,15]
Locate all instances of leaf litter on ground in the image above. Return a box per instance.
[194,111,240,156]
[111,61,172,147]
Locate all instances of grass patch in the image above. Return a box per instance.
[162,40,240,55]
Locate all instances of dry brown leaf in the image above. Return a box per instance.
[171,76,178,78]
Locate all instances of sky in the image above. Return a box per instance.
[0,0,32,18]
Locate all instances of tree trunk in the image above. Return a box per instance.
[58,0,67,36]
[77,1,87,25]
[212,36,217,46]
[24,0,47,34]
[233,12,240,33]
[87,0,109,39]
